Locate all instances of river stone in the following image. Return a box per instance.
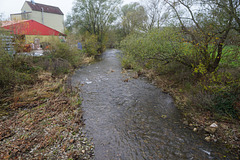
[210,123,218,128]
[132,72,139,79]
[205,126,217,134]
[205,136,211,142]
[205,123,218,134]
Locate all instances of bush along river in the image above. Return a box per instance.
[71,49,236,160]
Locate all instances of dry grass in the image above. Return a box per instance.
[0,72,94,159]
[82,56,95,64]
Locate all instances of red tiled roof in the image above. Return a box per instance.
[26,1,64,15]
[1,20,28,27]
[2,20,65,36]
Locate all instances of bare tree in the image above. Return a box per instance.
[142,0,169,30]
[121,2,148,36]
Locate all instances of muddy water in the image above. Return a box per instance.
[71,49,234,160]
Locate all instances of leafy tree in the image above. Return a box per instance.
[164,0,240,72]
[67,0,122,52]
[120,27,181,69]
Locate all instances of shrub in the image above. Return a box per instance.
[121,54,139,70]
[213,88,240,119]
[50,41,83,68]
[0,49,13,87]
[12,55,40,74]
[82,32,101,56]
[120,28,188,70]
[0,36,85,90]
[0,50,36,88]
[189,91,215,111]
[51,58,72,75]
[190,71,240,119]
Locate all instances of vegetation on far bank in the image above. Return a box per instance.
[118,0,240,153]
[121,27,239,119]
[118,0,240,122]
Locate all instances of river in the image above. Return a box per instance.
[71,49,234,160]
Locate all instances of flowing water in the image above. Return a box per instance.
[71,49,235,160]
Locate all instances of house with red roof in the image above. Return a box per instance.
[2,1,66,52]
[2,20,65,51]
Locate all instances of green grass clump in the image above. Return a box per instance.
[221,45,240,67]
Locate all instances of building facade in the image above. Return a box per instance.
[11,1,64,33]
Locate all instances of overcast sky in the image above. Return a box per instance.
[0,0,139,20]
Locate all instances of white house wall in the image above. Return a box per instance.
[41,12,64,33]
[21,2,64,33]
[21,2,32,14]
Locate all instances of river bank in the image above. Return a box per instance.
[0,72,95,159]
[0,53,96,159]
[136,68,239,157]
